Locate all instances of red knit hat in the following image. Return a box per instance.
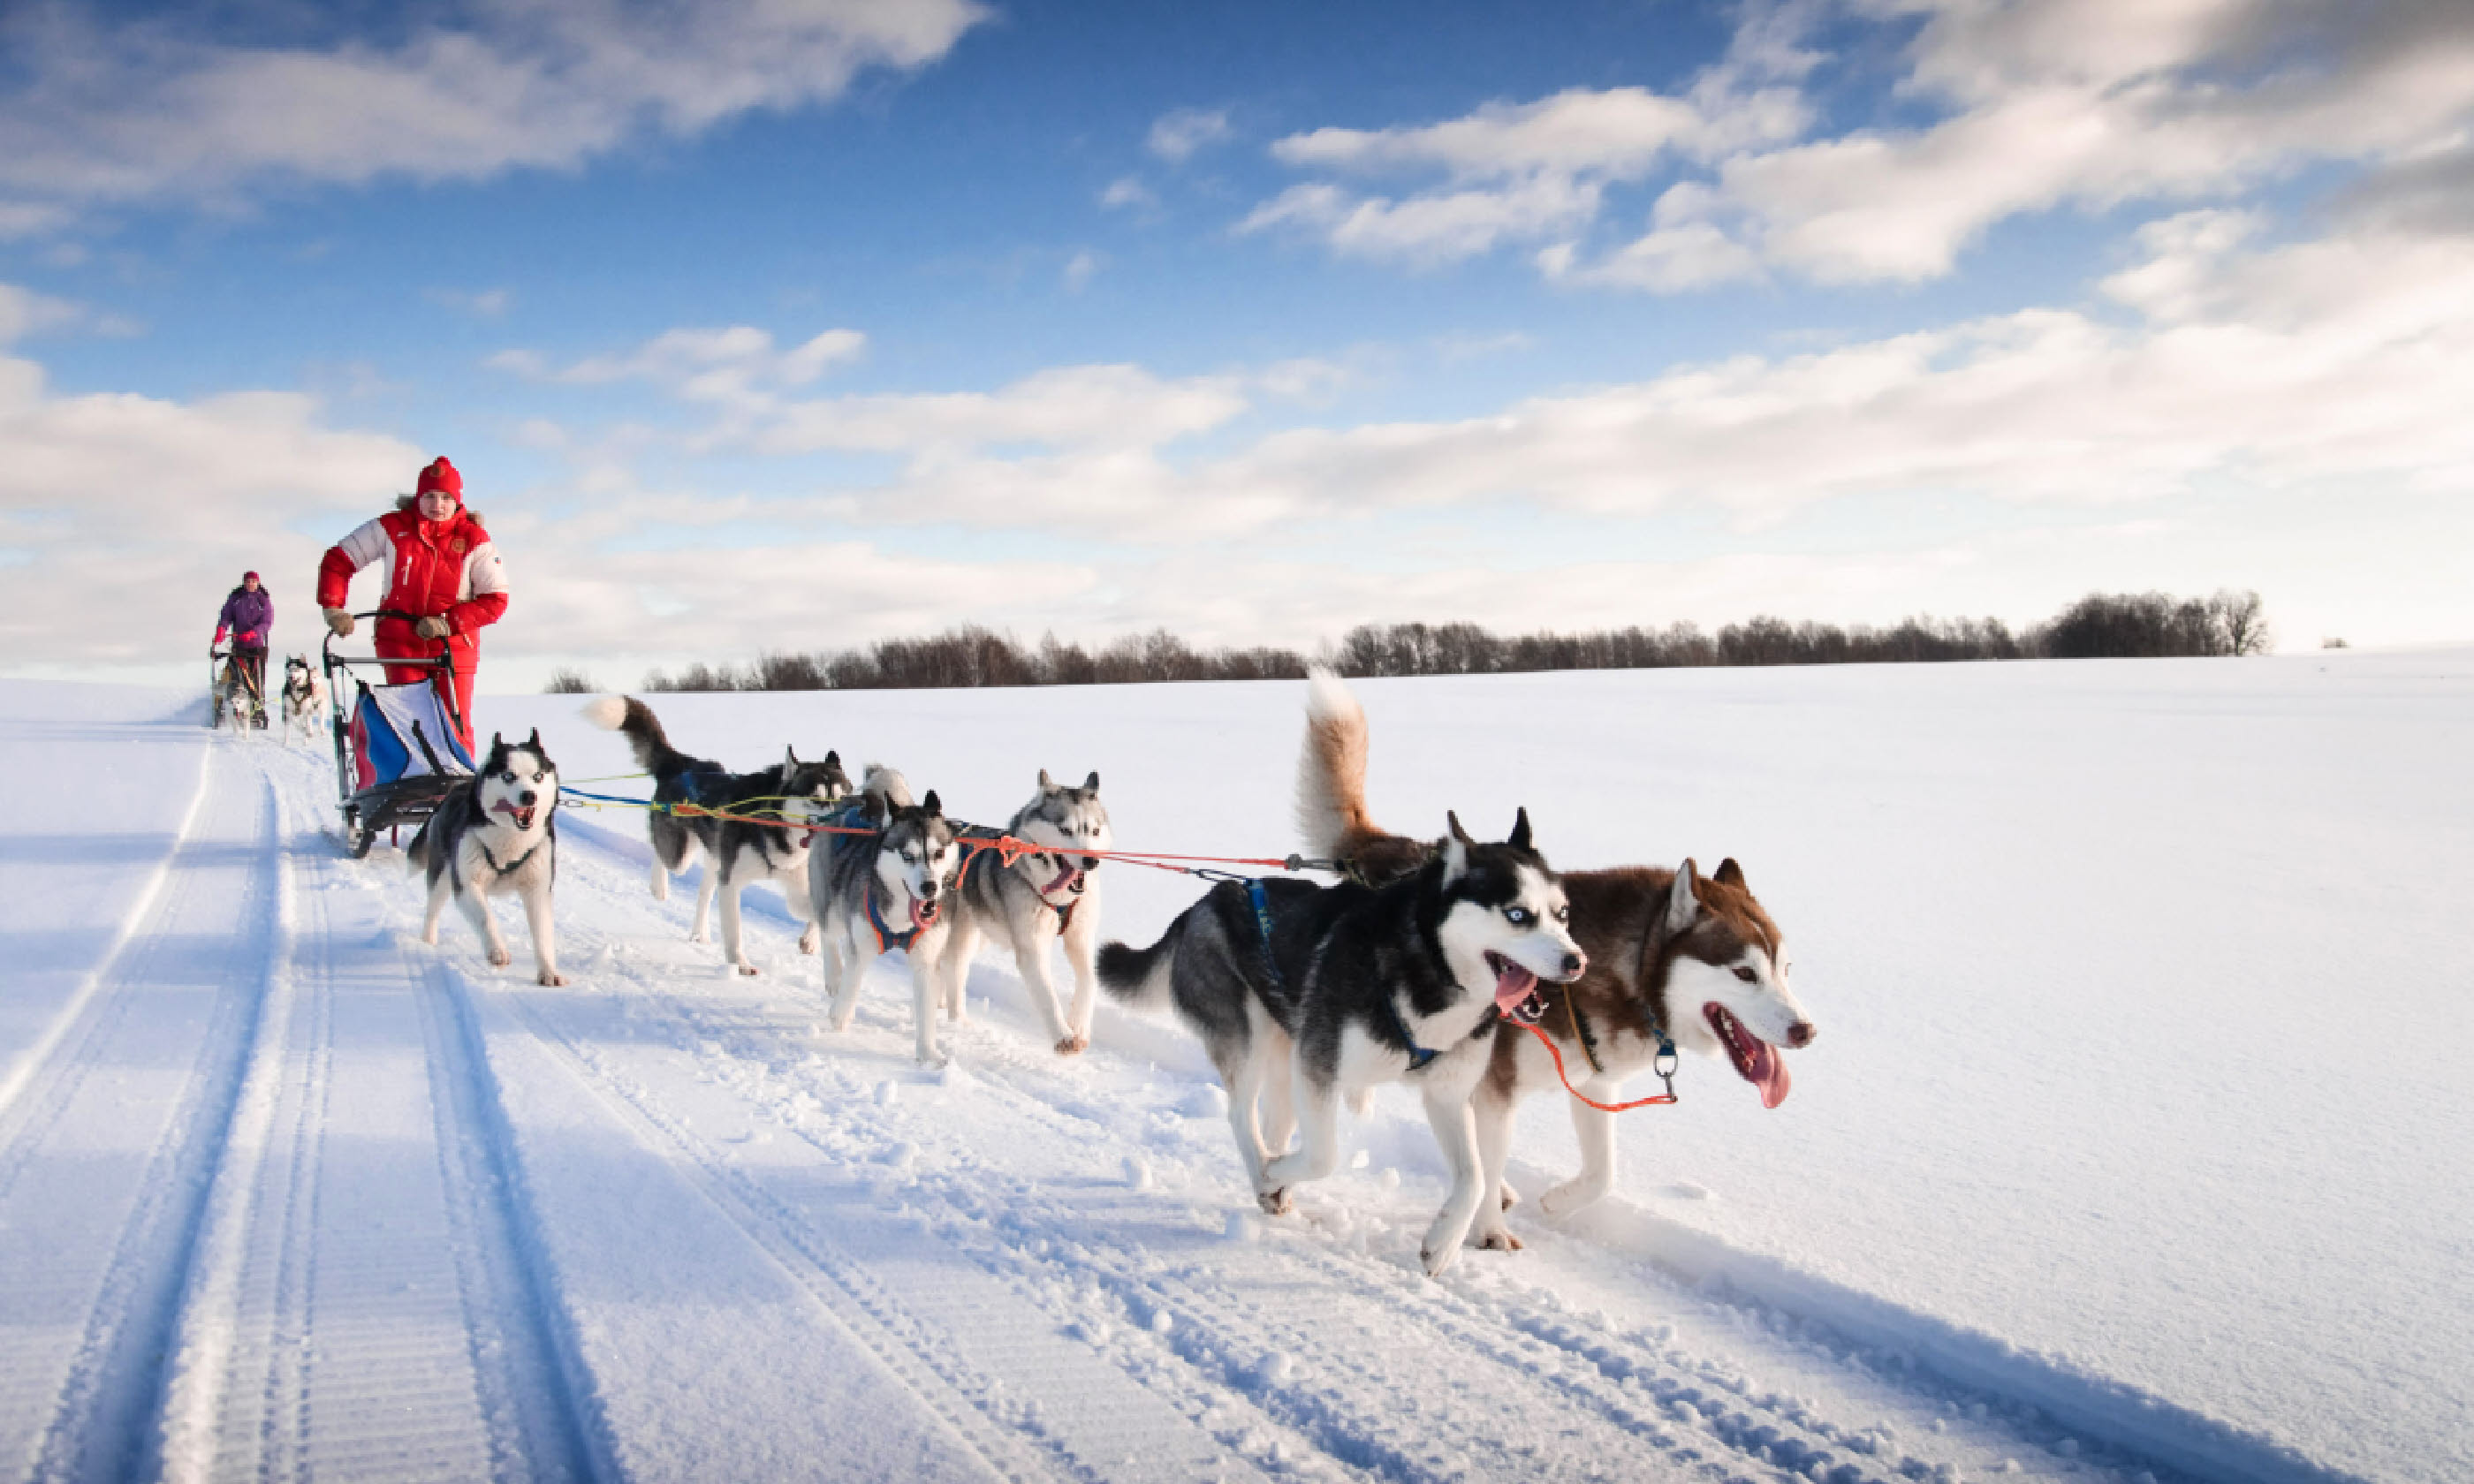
[415,457,463,503]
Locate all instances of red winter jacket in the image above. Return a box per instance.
[316,506,509,668]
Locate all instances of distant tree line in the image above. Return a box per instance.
[540,588,2269,694]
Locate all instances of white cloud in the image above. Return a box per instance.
[748,363,1253,458]
[1062,250,1103,292]
[495,326,868,409]
[1240,11,1813,269]
[0,284,81,343]
[1099,176,1155,210]
[1619,0,2474,284]
[1249,1,2474,288]
[1147,108,1232,163]
[0,0,989,232]
[428,286,512,318]
[0,339,425,664]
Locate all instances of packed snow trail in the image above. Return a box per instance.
[2,678,2437,1483]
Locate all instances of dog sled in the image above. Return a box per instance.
[209,647,268,731]
[323,610,474,858]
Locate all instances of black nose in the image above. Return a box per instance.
[1081,855,1099,870]
[1786,1021,1817,1049]
[1560,952,1585,979]
[519,791,538,806]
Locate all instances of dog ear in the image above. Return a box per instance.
[1441,813,1469,884]
[526,727,543,750]
[1039,768,1055,790]
[1666,859,1702,935]
[1507,806,1532,852]
[1083,770,1099,792]
[489,731,505,753]
[823,749,839,768]
[922,789,943,817]
[783,746,799,770]
[864,790,890,826]
[1713,857,1746,890]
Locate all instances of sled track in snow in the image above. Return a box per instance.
[0,743,603,1484]
[0,751,282,1482]
[534,822,2148,1484]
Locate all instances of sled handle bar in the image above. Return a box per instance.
[321,609,454,672]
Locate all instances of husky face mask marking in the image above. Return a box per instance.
[871,789,960,928]
[1015,768,1112,897]
[779,748,854,840]
[1436,808,1587,1016]
[1659,858,1813,1109]
[478,733,557,834]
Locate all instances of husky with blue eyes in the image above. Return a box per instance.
[1097,799,1587,1276]
[811,767,968,1067]
[1295,668,1817,1257]
[933,770,1112,1055]
[408,730,564,987]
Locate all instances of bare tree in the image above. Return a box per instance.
[2212,589,2272,655]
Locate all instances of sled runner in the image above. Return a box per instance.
[323,610,474,858]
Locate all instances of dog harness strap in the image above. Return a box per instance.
[1375,989,1441,1071]
[864,885,920,955]
[1242,878,1286,995]
[1566,993,1606,1077]
[477,837,543,879]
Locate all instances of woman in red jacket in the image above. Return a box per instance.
[316,456,509,755]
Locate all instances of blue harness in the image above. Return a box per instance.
[863,885,927,955]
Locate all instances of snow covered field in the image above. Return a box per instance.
[1,650,2465,1484]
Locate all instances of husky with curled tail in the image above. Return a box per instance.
[812,767,967,1066]
[1296,667,1818,1252]
[934,770,1112,1054]
[407,730,563,987]
[1097,800,1586,1276]
[582,695,851,974]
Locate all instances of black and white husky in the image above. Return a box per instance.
[1097,813,1587,1275]
[408,731,564,987]
[811,768,967,1066]
[279,654,326,744]
[1296,669,1816,1250]
[934,770,1112,1055]
[583,695,852,975]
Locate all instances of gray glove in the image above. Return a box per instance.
[414,615,452,640]
[323,608,353,637]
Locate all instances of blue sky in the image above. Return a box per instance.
[4,0,2471,687]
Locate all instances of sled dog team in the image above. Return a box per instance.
[404,672,1818,1276]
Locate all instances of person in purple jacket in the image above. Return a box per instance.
[211,570,274,728]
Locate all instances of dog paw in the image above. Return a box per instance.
[420,928,440,945]
[737,963,761,977]
[1054,1034,1088,1056]
[1256,1187,1294,1217]
[1476,1228,1524,1253]
[538,970,568,987]
[1537,1180,1605,1220]
[687,930,709,944]
[1420,1244,1461,1278]
[1499,1182,1521,1213]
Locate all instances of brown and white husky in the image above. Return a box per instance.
[1294,669,1818,1254]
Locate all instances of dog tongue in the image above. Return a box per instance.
[1492,958,1542,1019]
[1745,1040,1792,1109]
[909,897,937,929]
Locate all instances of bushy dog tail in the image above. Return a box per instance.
[860,764,914,811]
[581,695,694,780]
[1295,666,1382,859]
[1097,931,1178,1012]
